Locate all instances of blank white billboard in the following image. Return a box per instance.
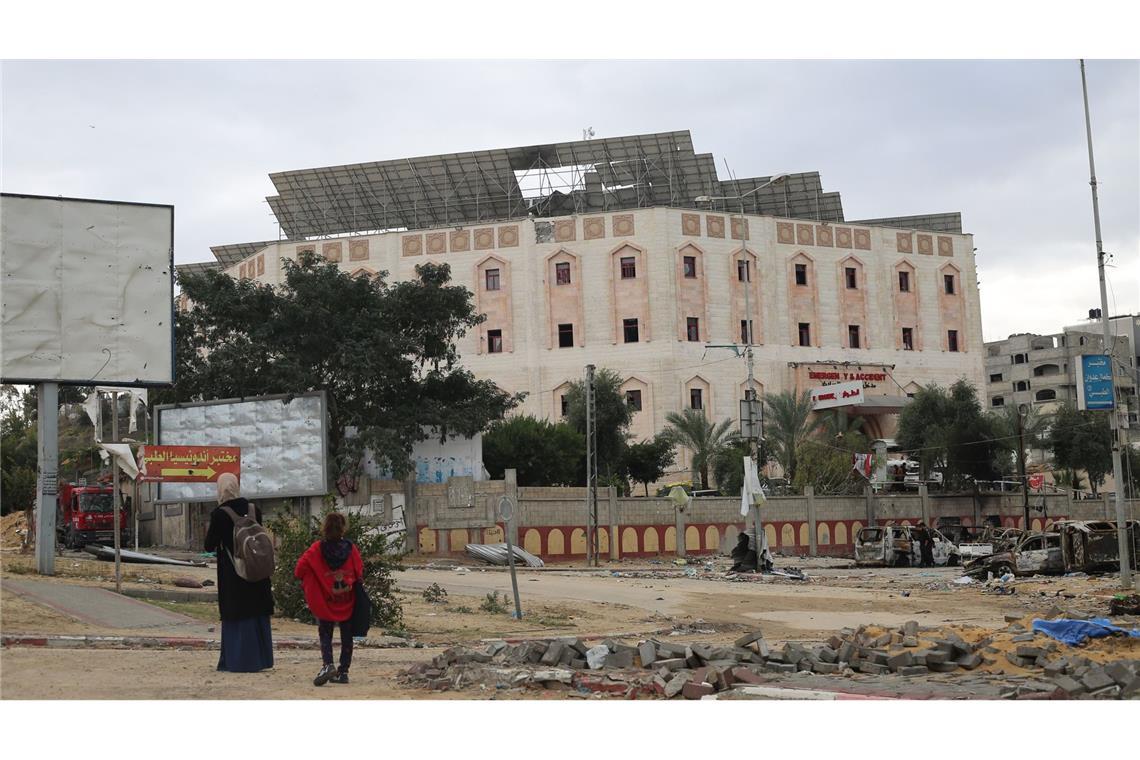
[155,392,329,502]
[1,194,174,385]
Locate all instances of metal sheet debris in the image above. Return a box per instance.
[82,545,207,567]
[465,543,544,568]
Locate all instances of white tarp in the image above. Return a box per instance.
[361,431,484,484]
[0,194,174,385]
[155,392,328,502]
[810,380,865,410]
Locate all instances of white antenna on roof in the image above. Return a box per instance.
[582,127,595,140]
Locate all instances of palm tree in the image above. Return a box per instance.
[762,390,822,483]
[820,409,865,443]
[662,409,735,490]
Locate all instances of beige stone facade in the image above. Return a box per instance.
[225,206,984,445]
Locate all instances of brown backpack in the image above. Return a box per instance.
[221,505,275,582]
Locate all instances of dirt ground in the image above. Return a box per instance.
[2,546,1137,699]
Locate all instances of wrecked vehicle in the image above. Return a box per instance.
[964,531,1064,578]
[1053,520,1140,573]
[854,525,960,567]
[957,526,1026,561]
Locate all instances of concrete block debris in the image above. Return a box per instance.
[397,611,1140,700]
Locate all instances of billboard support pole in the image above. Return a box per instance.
[112,391,122,594]
[1080,59,1132,589]
[35,382,59,575]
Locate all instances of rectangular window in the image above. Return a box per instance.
[798,322,811,347]
[944,274,956,295]
[620,257,636,279]
[484,268,500,291]
[848,325,861,349]
[737,259,750,282]
[845,267,857,289]
[740,319,753,344]
[625,389,642,411]
[558,323,574,348]
[795,263,808,286]
[487,329,503,354]
[948,329,959,352]
[992,397,1005,407]
[683,256,697,278]
[989,373,1003,383]
[623,318,639,343]
[902,327,914,351]
[560,395,570,417]
[555,262,571,285]
[689,388,703,410]
[898,271,910,292]
[686,317,700,342]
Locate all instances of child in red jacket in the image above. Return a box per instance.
[294,512,363,686]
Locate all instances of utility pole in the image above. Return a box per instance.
[584,365,599,567]
[1080,59,1133,589]
[35,382,59,575]
[735,200,767,568]
[1017,404,1030,532]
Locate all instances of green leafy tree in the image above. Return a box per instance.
[896,380,1001,490]
[564,367,633,480]
[761,390,821,484]
[268,506,404,630]
[482,415,585,486]
[710,439,772,498]
[170,254,522,483]
[623,434,676,496]
[1048,404,1112,496]
[662,409,734,490]
[793,431,871,495]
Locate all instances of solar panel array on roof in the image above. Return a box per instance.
[262,130,840,238]
[847,212,962,234]
[209,240,283,268]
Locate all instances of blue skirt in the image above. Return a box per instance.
[217,616,274,673]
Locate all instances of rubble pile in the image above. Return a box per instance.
[400,614,1140,699]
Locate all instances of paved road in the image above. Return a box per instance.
[3,577,213,636]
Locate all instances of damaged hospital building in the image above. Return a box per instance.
[179,130,984,445]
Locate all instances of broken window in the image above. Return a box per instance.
[558,323,574,348]
[845,267,857,289]
[487,329,503,354]
[683,256,697,278]
[686,317,700,342]
[626,389,642,411]
[555,262,571,285]
[795,263,808,286]
[898,270,910,292]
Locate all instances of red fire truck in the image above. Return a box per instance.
[56,482,131,550]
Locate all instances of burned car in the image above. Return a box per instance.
[1053,520,1139,573]
[963,531,1064,578]
[854,525,960,567]
[956,526,1026,561]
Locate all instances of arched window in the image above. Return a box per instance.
[1035,389,1057,402]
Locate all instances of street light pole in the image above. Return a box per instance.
[1080,59,1132,589]
[1017,404,1030,531]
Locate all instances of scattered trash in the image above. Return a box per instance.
[954,576,976,585]
[454,567,470,575]
[1109,594,1140,616]
[673,559,688,566]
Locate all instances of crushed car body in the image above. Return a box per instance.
[854,525,960,567]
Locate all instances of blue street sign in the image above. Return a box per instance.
[1076,354,1115,411]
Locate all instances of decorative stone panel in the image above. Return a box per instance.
[554,219,576,243]
[402,235,423,257]
[612,214,635,237]
[474,228,495,250]
[835,227,852,248]
[498,225,519,248]
[796,224,815,246]
[584,216,606,240]
[450,230,470,252]
[937,236,953,256]
[731,217,749,240]
[917,234,933,255]
[426,232,447,255]
[706,215,725,238]
[256,255,265,275]
[681,213,701,236]
[296,244,315,257]
[776,222,795,244]
[815,225,834,247]
[350,239,369,261]
[322,241,343,263]
[896,232,913,254]
[853,228,871,250]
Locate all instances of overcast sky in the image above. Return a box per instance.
[2,59,1137,342]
